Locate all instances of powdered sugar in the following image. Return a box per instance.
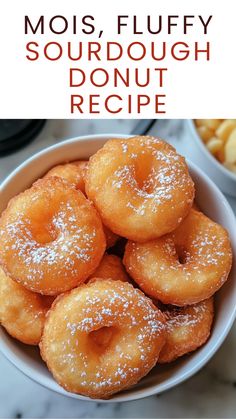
[164,300,211,333]
[109,137,194,217]
[0,179,104,291]
[45,280,165,396]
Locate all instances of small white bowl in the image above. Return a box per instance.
[187,120,236,197]
[0,134,236,402]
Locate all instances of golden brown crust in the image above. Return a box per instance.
[88,254,129,283]
[123,209,232,306]
[44,161,88,193]
[159,298,214,363]
[40,280,166,399]
[0,267,53,345]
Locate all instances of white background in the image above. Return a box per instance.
[0,0,235,118]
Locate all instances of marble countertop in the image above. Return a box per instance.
[0,119,236,419]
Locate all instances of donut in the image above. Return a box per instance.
[159,298,214,363]
[88,254,129,283]
[123,209,232,306]
[0,267,54,345]
[40,279,166,399]
[85,136,195,242]
[0,177,106,295]
[44,161,88,193]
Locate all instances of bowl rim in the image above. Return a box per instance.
[187,119,236,182]
[0,133,236,403]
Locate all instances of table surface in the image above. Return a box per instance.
[0,119,236,419]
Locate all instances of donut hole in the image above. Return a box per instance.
[89,326,117,352]
[175,245,189,265]
[26,206,60,245]
[30,221,58,245]
[134,156,156,192]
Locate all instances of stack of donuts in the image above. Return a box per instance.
[0,136,232,399]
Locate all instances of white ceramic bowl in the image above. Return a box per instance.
[0,134,236,402]
[187,120,236,197]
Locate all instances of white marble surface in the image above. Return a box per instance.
[0,119,236,419]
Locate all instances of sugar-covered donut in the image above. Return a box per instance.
[85,136,195,242]
[123,209,232,306]
[159,298,214,363]
[40,280,166,399]
[88,254,129,283]
[0,177,106,295]
[44,161,88,193]
[0,267,53,345]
